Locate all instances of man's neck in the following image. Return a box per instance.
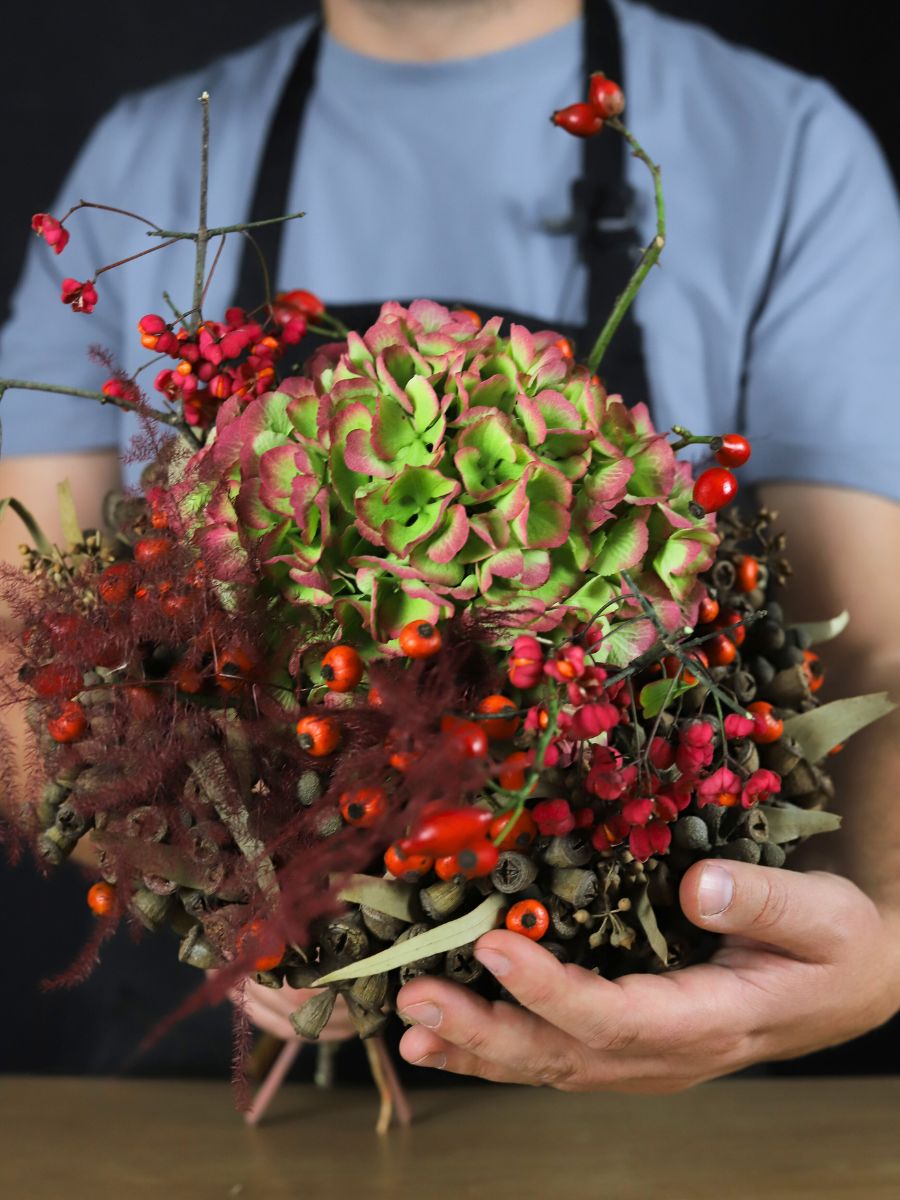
[322,0,583,62]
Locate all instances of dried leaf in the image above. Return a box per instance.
[790,610,849,646]
[634,886,668,965]
[0,496,53,557]
[313,893,506,986]
[764,805,842,843]
[783,693,895,763]
[335,874,417,921]
[56,480,83,549]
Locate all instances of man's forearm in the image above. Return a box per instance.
[795,644,900,918]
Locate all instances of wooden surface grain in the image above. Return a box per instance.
[1,1075,898,1200]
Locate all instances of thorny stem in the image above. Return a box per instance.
[587,117,665,375]
[191,92,211,333]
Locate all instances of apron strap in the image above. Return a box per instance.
[233,4,651,406]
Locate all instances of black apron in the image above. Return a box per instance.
[234,0,652,406]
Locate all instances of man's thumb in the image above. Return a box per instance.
[679,859,852,961]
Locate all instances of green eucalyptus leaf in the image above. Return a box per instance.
[790,611,850,646]
[312,893,506,985]
[782,693,895,763]
[764,805,842,843]
[0,496,54,557]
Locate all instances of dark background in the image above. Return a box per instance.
[2,2,898,1077]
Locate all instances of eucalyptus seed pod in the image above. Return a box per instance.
[753,619,785,654]
[360,904,409,943]
[253,969,284,990]
[761,841,787,868]
[395,923,442,982]
[718,838,761,864]
[419,878,467,922]
[732,738,760,775]
[673,815,712,852]
[290,988,337,1039]
[349,971,388,1014]
[40,781,69,811]
[491,851,539,893]
[444,945,484,985]
[541,940,570,963]
[710,559,736,591]
[771,644,805,671]
[738,807,769,845]
[178,925,222,970]
[763,665,809,707]
[54,800,89,839]
[548,895,580,939]
[319,915,370,963]
[72,764,121,795]
[283,961,322,990]
[746,654,776,687]
[550,867,598,908]
[142,873,178,896]
[789,626,813,651]
[759,736,802,777]
[296,770,322,807]
[125,805,168,843]
[37,827,75,864]
[130,887,176,931]
[541,831,592,868]
[315,808,343,838]
[699,804,726,843]
[731,670,757,704]
[781,761,818,799]
[345,994,388,1039]
[679,683,710,714]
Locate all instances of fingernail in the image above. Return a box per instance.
[474,947,512,977]
[698,863,735,917]
[412,1052,446,1070]
[398,1002,443,1029]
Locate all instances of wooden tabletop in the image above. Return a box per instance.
[1,1075,898,1200]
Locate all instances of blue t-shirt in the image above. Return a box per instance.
[2,0,899,498]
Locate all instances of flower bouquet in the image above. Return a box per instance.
[2,78,892,1124]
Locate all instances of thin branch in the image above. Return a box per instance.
[148,211,306,242]
[60,199,163,231]
[587,116,666,375]
[93,237,180,280]
[0,379,191,438]
[191,92,211,332]
[200,235,228,310]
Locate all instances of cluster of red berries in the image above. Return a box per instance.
[552,72,626,139]
[106,289,324,428]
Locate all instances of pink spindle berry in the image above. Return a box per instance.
[60,278,98,314]
[32,213,69,254]
[508,636,544,689]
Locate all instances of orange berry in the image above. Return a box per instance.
[87,881,115,916]
[296,714,340,756]
[505,899,550,940]
[397,620,442,659]
[476,695,520,741]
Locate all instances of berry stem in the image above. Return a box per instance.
[586,117,665,375]
[669,428,724,454]
[61,199,163,231]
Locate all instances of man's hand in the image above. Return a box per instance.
[396,861,900,1091]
